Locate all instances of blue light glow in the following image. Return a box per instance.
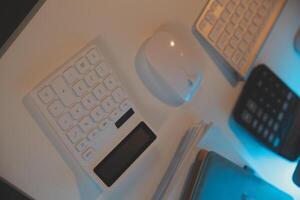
[229,118,300,199]
[184,76,202,102]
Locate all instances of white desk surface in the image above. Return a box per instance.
[0,0,300,199]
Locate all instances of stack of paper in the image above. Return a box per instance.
[153,121,212,200]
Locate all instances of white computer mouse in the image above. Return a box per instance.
[295,28,300,54]
[136,30,203,106]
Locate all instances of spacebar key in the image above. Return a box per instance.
[51,76,77,106]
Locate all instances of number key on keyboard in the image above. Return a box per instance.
[57,113,75,131]
[86,48,102,65]
[67,126,84,144]
[38,86,56,104]
[75,56,93,74]
[48,100,65,117]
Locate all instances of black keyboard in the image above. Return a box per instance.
[233,64,300,160]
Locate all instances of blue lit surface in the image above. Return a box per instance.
[229,118,299,198]
[189,0,300,198]
[246,0,300,197]
[184,75,202,102]
[255,0,300,97]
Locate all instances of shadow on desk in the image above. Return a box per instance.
[192,26,241,87]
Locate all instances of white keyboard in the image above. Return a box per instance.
[195,0,286,77]
[25,37,154,188]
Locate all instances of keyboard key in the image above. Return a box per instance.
[238,59,247,70]
[91,106,107,122]
[197,20,209,33]
[223,45,235,59]
[239,18,248,31]
[238,40,248,53]
[63,66,81,84]
[241,110,252,124]
[262,113,268,122]
[241,0,250,7]
[70,103,88,120]
[232,50,243,65]
[271,108,277,115]
[257,109,263,118]
[48,100,65,117]
[263,0,273,9]
[287,92,294,101]
[277,112,284,121]
[226,1,235,12]
[225,22,235,35]
[73,80,89,97]
[236,5,245,16]
[273,123,280,132]
[205,11,217,25]
[120,100,132,111]
[99,119,111,131]
[268,133,274,143]
[210,1,220,12]
[76,138,89,152]
[267,118,274,127]
[257,124,264,134]
[75,56,92,74]
[252,15,262,27]
[244,31,253,43]
[229,36,239,48]
[220,9,231,21]
[103,75,119,90]
[79,116,96,132]
[263,129,269,138]
[109,108,123,122]
[257,80,263,87]
[82,148,94,161]
[252,119,259,129]
[273,137,281,147]
[216,31,230,50]
[81,93,98,110]
[248,24,259,35]
[87,128,101,141]
[95,63,111,78]
[209,20,225,42]
[112,88,126,103]
[244,10,253,21]
[282,102,289,111]
[234,28,243,40]
[84,70,99,87]
[258,6,267,17]
[249,1,259,12]
[38,86,56,104]
[246,100,257,113]
[230,13,240,25]
[86,48,102,65]
[101,97,117,113]
[57,113,75,131]
[52,76,77,106]
[93,84,109,101]
[67,126,84,144]
[216,0,228,6]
